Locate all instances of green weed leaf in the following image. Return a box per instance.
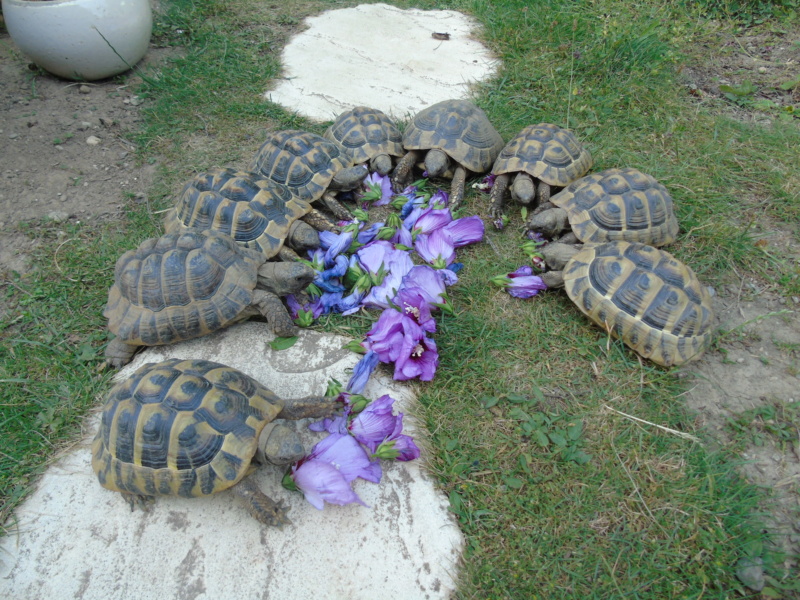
[270,336,298,351]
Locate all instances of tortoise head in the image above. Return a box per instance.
[510,173,536,205]
[256,261,316,295]
[525,207,569,239]
[540,242,581,271]
[330,164,369,191]
[287,221,320,253]
[423,149,450,178]
[258,423,306,466]
[369,154,393,176]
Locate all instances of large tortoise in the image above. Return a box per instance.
[164,167,338,261]
[249,130,368,221]
[391,99,505,212]
[525,168,679,247]
[489,123,592,220]
[540,241,714,367]
[92,358,338,526]
[324,106,404,176]
[104,229,315,367]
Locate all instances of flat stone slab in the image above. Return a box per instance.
[267,2,497,121]
[0,323,463,599]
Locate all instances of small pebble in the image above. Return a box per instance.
[735,556,765,592]
[737,357,745,363]
[79,85,91,94]
[47,211,70,223]
[100,117,114,127]
[8,133,18,139]
[758,66,767,73]
[86,135,102,146]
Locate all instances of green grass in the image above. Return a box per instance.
[2,0,800,597]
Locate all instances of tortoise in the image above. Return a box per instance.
[104,229,315,368]
[164,167,339,261]
[323,106,404,176]
[391,99,505,212]
[525,167,678,247]
[92,358,338,526]
[539,241,714,367]
[249,129,369,221]
[489,123,592,220]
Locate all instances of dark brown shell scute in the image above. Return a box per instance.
[92,359,282,498]
[104,230,258,346]
[402,99,504,172]
[563,242,714,366]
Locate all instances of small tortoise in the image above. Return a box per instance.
[391,99,505,212]
[249,129,368,221]
[525,168,679,247]
[104,229,315,367]
[324,106,404,176]
[489,123,592,219]
[540,241,714,367]
[92,358,338,526]
[164,167,338,261]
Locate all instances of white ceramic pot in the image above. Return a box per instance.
[1,0,153,81]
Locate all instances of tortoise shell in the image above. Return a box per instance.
[249,130,352,202]
[492,123,592,186]
[563,241,714,367]
[104,229,261,347]
[92,358,282,498]
[164,167,313,259]
[402,99,504,172]
[551,167,679,246]
[324,106,403,166]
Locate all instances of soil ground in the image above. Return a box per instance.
[1,13,798,579]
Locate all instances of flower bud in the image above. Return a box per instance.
[348,394,370,414]
[373,440,400,460]
[325,378,344,398]
[294,308,314,328]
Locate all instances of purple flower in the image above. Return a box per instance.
[357,222,384,245]
[335,289,367,315]
[412,208,452,236]
[400,265,449,306]
[374,427,421,461]
[358,243,414,309]
[308,433,382,484]
[402,206,425,231]
[395,286,436,333]
[361,173,393,206]
[348,395,399,452]
[346,350,379,394]
[286,293,324,320]
[317,291,344,313]
[390,224,413,248]
[324,229,355,267]
[364,309,423,364]
[318,230,339,250]
[393,334,438,381]
[429,189,449,208]
[442,215,484,247]
[414,229,456,268]
[290,459,367,510]
[491,265,548,299]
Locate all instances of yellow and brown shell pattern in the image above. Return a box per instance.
[104,229,260,346]
[92,358,282,498]
[324,106,404,166]
[563,241,714,367]
[492,123,592,187]
[165,167,312,258]
[249,130,351,202]
[402,99,505,173]
[551,167,679,246]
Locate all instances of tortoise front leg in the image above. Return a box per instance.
[321,192,354,222]
[391,150,419,193]
[230,477,291,527]
[105,337,140,368]
[301,209,340,232]
[121,491,155,513]
[448,165,467,214]
[252,289,297,338]
[488,173,509,220]
[536,181,551,206]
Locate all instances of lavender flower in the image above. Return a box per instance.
[414,229,456,269]
[289,459,367,510]
[490,265,548,299]
[347,395,399,452]
[360,173,393,206]
[393,334,438,381]
[363,309,422,364]
[346,350,379,394]
[412,208,452,236]
[309,432,382,483]
[395,286,436,333]
[442,215,484,248]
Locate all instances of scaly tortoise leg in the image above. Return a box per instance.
[448,165,467,214]
[252,289,297,338]
[230,476,291,527]
[488,173,509,220]
[391,150,419,193]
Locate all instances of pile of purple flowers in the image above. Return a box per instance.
[281,173,485,510]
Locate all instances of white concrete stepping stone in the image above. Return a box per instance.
[0,323,463,600]
[268,2,498,121]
